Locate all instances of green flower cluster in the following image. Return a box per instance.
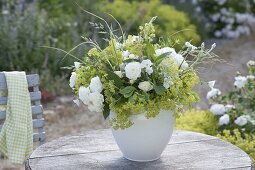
[70,15,217,129]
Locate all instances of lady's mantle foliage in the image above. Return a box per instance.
[68,13,218,129]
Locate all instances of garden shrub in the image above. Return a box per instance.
[177,109,255,161]
[176,109,218,136]
[100,0,201,49]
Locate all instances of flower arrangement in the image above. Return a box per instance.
[68,11,218,129]
[207,60,255,133]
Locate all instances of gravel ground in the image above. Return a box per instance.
[1,36,255,169]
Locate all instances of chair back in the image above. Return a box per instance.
[0,73,46,143]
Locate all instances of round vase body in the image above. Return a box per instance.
[110,110,175,162]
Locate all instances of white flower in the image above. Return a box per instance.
[247,75,255,80]
[210,104,226,115]
[114,71,123,78]
[141,59,153,75]
[89,76,103,93]
[225,105,235,112]
[155,47,176,57]
[219,114,230,126]
[132,36,142,43]
[73,99,80,106]
[163,76,173,89]
[129,54,139,59]
[172,54,189,69]
[74,62,81,69]
[234,116,248,126]
[122,50,130,60]
[87,92,104,112]
[247,60,255,68]
[69,72,76,88]
[115,42,122,50]
[234,76,247,88]
[206,81,221,100]
[138,81,153,92]
[125,62,141,80]
[79,86,90,105]
[185,42,197,52]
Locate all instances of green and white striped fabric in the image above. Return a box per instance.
[0,72,33,164]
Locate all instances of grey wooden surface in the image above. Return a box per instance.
[0,73,46,142]
[26,129,253,170]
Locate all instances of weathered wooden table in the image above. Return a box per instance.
[25,129,253,170]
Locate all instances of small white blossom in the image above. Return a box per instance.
[132,36,142,43]
[69,72,76,88]
[185,42,197,52]
[247,60,255,68]
[115,42,122,50]
[114,71,123,78]
[79,86,90,105]
[138,81,153,92]
[129,54,139,59]
[234,76,247,88]
[87,92,104,112]
[163,76,173,89]
[89,76,103,93]
[141,59,153,75]
[74,62,81,69]
[122,50,130,60]
[206,81,221,100]
[219,114,230,126]
[234,116,248,126]
[125,62,141,80]
[210,104,226,115]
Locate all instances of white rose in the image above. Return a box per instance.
[87,92,104,112]
[155,47,176,57]
[79,86,90,105]
[247,60,255,68]
[210,104,226,115]
[125,62,141,80]
[172,54,189,69]
[114,71,123,78]
[219,114,230,126]
[138,81,153,92]
[74,62,81,69]
[234,76,247,88]
[122,50,130,60]
[69,72,76,88]
[247,75,255,80]
[89,76,103,93]
[234,116,248,126]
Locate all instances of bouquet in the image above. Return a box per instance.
[68,13,218,129]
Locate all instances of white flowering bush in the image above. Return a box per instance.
[207,60,255,133]
[67,12,218,129]
[178,0,255,39]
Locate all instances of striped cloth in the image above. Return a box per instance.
[0,72,33,164]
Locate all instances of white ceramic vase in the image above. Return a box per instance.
[110,110,175,162]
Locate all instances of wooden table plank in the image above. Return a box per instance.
[26,129,253,170]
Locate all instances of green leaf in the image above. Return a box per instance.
[120,86,136,95]
[154,85,166,95]
[155,52,171,65]
[103,103,110,119]
[145,43,155,56]
[106,70,123,88]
